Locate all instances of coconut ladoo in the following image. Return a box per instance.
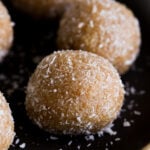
[26,50,124,134]
[57,0,141,74]
[0,92,15,150]
[0,1,13,62]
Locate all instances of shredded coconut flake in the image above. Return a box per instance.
[78,22,85,28]
[123,119,131,127]
[19,143,26,149]
[68,140,72,146]
[115,138,121,141]
[77,145,81,149]
[15,138,20,145]
[98,123,117,137]
[87,143,92,147]
[50,136,59,140]
[134,110,141,116]
[85,135,95,141]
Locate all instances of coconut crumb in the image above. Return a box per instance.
[15,138,20,145]
[110,141,113,145]
[89,20,94,28]
[53,89,57,93]
[92,5,97,13]
[77,145,81,149]
[115,138,121,141]
[134,110,141,116]
[68,140,72,146]
[19,143,26,149]
[85,135,95,141]
[50,136,59,140]
[78,22,85,28]
[98,123,117,137]
[87,143,92,147]
[123,119,131,127]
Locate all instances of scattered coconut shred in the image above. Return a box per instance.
[11,137,26,149]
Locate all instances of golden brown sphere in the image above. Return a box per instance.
[0,1,13,62]
[26,50,124,134]
[0,92,15,150]
[11,0,75,18]
[57,0,141,74]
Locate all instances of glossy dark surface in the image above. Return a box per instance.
[0,0,150,150]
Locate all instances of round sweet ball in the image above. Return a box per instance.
[0,1,13,62]
[26,50,124,134]
[57,0,141,74]
[0,92,15,150]
[11,0,73,18]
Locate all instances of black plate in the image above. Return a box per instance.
[1,0,150,150]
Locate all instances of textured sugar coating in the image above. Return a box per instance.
[57,0,141,74]
[0,1,13,62]
[11,0,78,18]
[26,50,124,134]
[0,92,15,150]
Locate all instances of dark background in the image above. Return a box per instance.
[0,0,150,149]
